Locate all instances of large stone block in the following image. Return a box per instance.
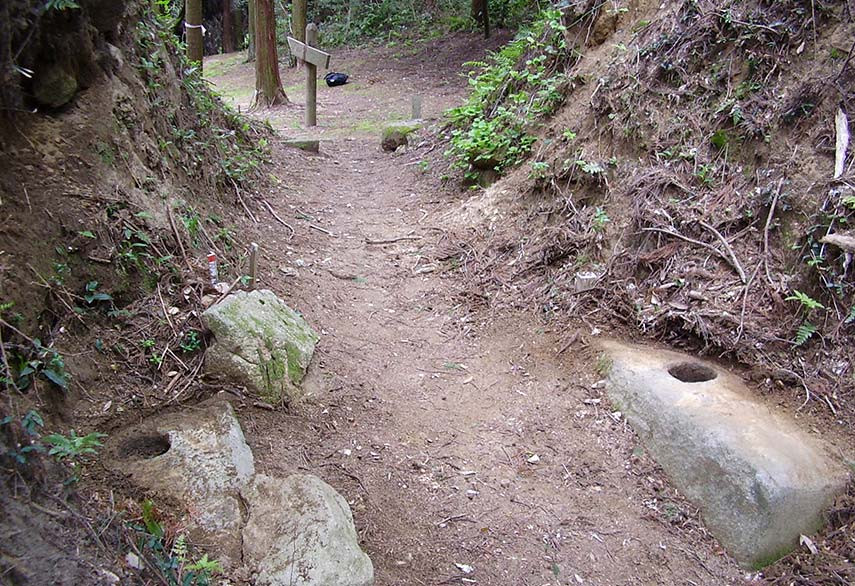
[203,289,319,404]
[601,341,849,568]
[242,474,374,586]
[104,400,254,567]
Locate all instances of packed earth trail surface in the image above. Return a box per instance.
[205,37,747,585]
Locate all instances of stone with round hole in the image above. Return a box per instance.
[104,399,254,567]
[599,340,849,568]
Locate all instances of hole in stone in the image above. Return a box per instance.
[668,362,717,383]
[118,433,171,459]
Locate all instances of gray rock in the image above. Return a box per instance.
[601,341,849,568]
[203,289,319,404]
[104,400,254,567]
[33,63,78,108]
[242,474,374,586]
[381,121,421,152]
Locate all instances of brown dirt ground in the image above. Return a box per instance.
[202,36,758,585]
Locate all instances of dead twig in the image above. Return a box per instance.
[259,198,295,240]
[309,223,336,237]
[0,327,14,393]
[365,235,423,245]
[698,221,747,284]
[735,262,762,343]
[157,283,177,336]
[763,179,784,287]
[165,355,205,405]
[213,276,243,306]
[641,227,744,283]
[166,203,194,274]
[27,265,86,326]
[228,176,258,223]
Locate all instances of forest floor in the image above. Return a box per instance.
[202,35,753,586]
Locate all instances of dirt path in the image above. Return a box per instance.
[206,37,746,585]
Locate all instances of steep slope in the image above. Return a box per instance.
[0,2,266,582]
[444,0,855,419]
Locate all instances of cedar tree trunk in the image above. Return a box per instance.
[247,0,256,61]
[292,0,307,44]
[471,0,490,39]
[223,0,235,53]
[186,0,204,68]
[252,0,288,108]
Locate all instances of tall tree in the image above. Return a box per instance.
[292,0,307,45]
[252,0,288,107]
[186,0,204,68]
[247,0,256,61]
[222,0,235,53]
[471,0,490,39]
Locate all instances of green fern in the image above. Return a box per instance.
[793,322,817,346]
[172,534,188,563]
[785,290,825,311]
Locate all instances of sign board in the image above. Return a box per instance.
[287,37,331,69]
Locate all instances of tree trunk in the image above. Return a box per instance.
[471,0,490,39]
[234,4,245,50]
[222,0,235,53]
[186,0,204,68]
[252,0,288,108]
[292,0,307,44]
[247,0,256,61]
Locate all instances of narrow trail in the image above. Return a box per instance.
[206,39,745,585]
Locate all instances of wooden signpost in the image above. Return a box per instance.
[287,25,331,127]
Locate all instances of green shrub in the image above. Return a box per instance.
[445,9,569,177]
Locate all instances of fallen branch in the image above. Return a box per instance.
[698,221,747,284]
[156,283,177,336]
[259,198,295,240]
[309,223,336,237]
[365,235,423,245]
[835,105,850,179]
[213,275,243,306]
[228,176,258,223]
[641,227,744,282]
[165,203,194,273]
[763,179,784,287]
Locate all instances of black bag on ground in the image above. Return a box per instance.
[324,72,349,87]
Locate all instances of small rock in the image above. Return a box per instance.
[526,454,540,464]
[381,121,421,152]
[33,63,78,108]
[125,552,144,570]
[454,563,474,574]
[97,569,121,584]
[106,43,124,70]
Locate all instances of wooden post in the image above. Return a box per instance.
[249,242,259,289]
[305,23,318,127]
[411,95,422,119]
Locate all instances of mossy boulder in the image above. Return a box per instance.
[33,63,78,108]
[203,290,319,404]
[381,121,421,151]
